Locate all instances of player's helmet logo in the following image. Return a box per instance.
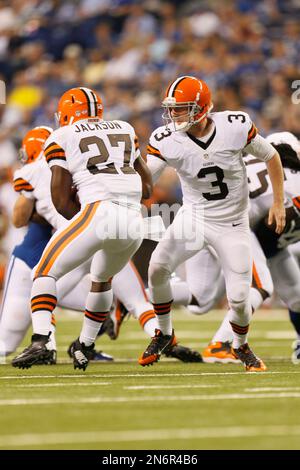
[19,126,53,164]
[55,87,103,127]
[162,76,213,132]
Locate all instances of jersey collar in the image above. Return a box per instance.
[186,125,216,150]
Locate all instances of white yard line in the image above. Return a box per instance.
[12,382,112,388]
[244,387,300,392]
[1,370,300,380]
[0,392,300,407]
[1,424,300,447]
[124,384,218,390]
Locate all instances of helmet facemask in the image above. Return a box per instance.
[19,147,28,164]
[162,97,212,132]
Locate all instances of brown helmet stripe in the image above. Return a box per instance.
[168,76,189,98]
[80,87,92,116]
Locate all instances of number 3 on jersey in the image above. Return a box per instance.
[198,166,229,200]
[80,134,136,175]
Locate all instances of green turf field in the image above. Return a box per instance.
[0,308,300,450]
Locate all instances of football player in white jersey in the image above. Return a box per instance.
[0,127,58,362]
[204,132,300,363]
[138,75,285,371]
[12,87,152,370]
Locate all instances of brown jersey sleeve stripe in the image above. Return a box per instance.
[14,178,30,185]
[34,202,100,277]
[14,178,34,192]
[14,184,34,192]
[45,148,66,158]
[147,144,167,162]
[246,123,258,145]
[46,155,67,164]
[44,142,64,152]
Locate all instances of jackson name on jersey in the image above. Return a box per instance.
[44,118,142,208]
[147,111,275,222]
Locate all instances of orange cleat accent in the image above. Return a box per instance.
[202,341,240,364]
[233,343,267,372]
[138,329,174,367]
[138,353,159,367]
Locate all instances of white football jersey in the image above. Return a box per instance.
[147,111,273,222]
[44,118,142,208]
[246,156,300,226]
[13,156,65,230]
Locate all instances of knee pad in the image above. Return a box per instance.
[227,283,250,314]
[148,261,172,287]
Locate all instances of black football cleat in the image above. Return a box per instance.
[68,338,96,371]
[139,329,174,366]
[67,341,113,362]
[35,349,57,365]
[12,333,52,369]
[164,338,203,363]
[233,343,267,372]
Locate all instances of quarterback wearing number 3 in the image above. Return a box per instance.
[139,75,285,371]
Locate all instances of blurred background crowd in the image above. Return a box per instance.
[0,0,300,292]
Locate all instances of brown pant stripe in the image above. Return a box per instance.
[36,202,98,277]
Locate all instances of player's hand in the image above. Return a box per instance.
[268,202,286,234]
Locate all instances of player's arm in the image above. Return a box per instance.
[265,152,285,233]
[50,166,80,220]
[12,195,35,228]
[245,133,285,234]
[44,137,80,219]
[146,142,168,183]
[134,156,153,199]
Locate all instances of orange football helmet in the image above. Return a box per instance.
[55,87,103,127]
[162,76,213,131]
[19,126,53,164]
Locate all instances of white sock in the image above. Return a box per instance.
[228,305,251,349]
[80,290,113,346]
[31,277,57,336]
[156,313,172,336]
[211,312,233,343]
[250,287,264,311]
[80,317,102,346]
